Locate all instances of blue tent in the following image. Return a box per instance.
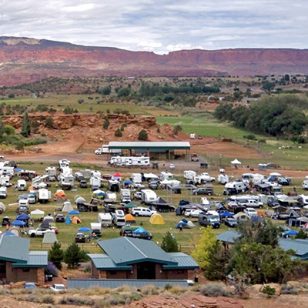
[78,227,91,232]
[219,211,233,218]
[65,215,71,225]
[11,220,26,227]
[123,179,133,185]
[16,213,29,221]
[68,210,80,215]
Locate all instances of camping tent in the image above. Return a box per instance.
[54,189,66,200]
[149,213,165,225]
[16,213,29,221]
[124,214,136,223]
[123,202,137,209]
[92,190,105,199]
[11,220,26,227]
[31,209,45,221]
[42,230,57,244]
[72,216,81,224]
[62,201,73,212]
[234,212,249,221]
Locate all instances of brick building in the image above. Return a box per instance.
[0,235,48,284]
[89,237,198,280]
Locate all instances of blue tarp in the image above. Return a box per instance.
[219,211,233,218]
[78,227,91,232]
[69,210,80,215]
[283,230,299,237]
[11,220,26,226]
[65,215,71,225]
[16,213,29,220]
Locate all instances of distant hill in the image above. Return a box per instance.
[0,36,308,86]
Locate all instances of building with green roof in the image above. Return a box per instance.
[89,237,198,280]
[0,235,48,284]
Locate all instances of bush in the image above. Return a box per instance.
[45,116,54,129]
[103,118,110,129]
[199,283,231,297]
[243,134,256,140]
[138,129,148,141]
[59,296,95,305]
[261,285,276,297]
[114,128,123,137]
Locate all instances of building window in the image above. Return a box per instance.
[22,268,30,272]
[109,271,117,275]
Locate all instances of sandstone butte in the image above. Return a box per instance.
[1,36,308,86]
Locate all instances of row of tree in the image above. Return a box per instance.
[192,220,302,284]
[214,97,307,137]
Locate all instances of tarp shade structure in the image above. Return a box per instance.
[69,210,80,215]
[78,227,91,232]
[123,179,133,185]
[149,213,165,225]
[30,209,45,220]
[124,214,136,222]
[231,159,241,165]
[11,220,26,227]
[16,213,29,221]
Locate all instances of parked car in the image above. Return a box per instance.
[50,284,66,293]
[79,179,88,188]
[55,213,65,223]
[132,207,156,217]
[75,232,88,243]
[224,217,238,228]
[198,213,220,228]
[28,228,54,238]
[148,180,159,190]
[24,282,36,289]
[244,207,258,218]
[185,209,203,218]
[192,186,213,195]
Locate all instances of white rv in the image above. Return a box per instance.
[105,192,117,203]
[120,189,131,203]
[38,188,51,203]
[59,174,74,190]
[0,186,7,199]
[45,167,57,181]
[90,176,101,190]
[98,213,113,227]
[17,179,27,191]
[141,189,158,204]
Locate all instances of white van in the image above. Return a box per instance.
[0,186,7,199]
[38,188,51,203]
[98,213,113,227]
[17,179,27,191]
[120,189,131,203]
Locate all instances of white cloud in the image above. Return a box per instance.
[0,0,307,53]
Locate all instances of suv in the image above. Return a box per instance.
[79,179,88,188]
[55,213,65,223]
[50,284,66,293]
[132,207,156,217]
[75,232,88,243]
[192,186,213,195]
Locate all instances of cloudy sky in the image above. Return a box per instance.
[1,0,307,54]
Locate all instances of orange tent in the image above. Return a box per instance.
[54,190,66,199]
[72,216,81,224]
[125,214,136,223]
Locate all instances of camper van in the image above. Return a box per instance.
[90,177,101,190]
[141,189,159,204]
[224,181,247,195]
[45,167,57,181]
[0,186,7,199]
[113,210,126,227]
[120,189,131,203]
[303,177,308,190]
[38,188,51,204]
[98,213,113,227]
[104,192,117,203]
[109,156,150,167]
[217,173,229,185]
[90,222,102,237]
[59,174,74,190]
[17,179,27,191]
[242,173,264,185]
[0,175,11,187]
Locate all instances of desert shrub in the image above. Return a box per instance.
[138,129,148,141]
[140,285,160,295]
[261,285,276,297]
[59,296,95,305]
[243,134,256,140]
[114,128,123,137]
[199,283,231,297]
[45,116,54,129]
[41,295,55,304]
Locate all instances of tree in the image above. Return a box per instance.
[138,129,148,141]
[98,86,111,95]
[21,112,31,137]
[48,242,64,270]
[192,228,217,269]
[204,241,230,281]
[114,128,123,137]
[103,118,110,129]
[173,125,182,135]
[64,242,88,268]
[161,232,179,252]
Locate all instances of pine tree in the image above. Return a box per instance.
[21,112,31,137]
[64,242,88,268]
[48,242,64,270]
[161,232,179,252]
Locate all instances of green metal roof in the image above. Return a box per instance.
[0,236,29,262]
[217,230,241,244]
[13,251,48,268]
[88,254,131,270]
[108,141,190,150]
[98,237,177,266]
[163,252,199,269]
[279,239,308,257]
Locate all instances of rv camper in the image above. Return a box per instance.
[98,213,113,227]
[141,189,159,204]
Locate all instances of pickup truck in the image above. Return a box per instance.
[28,228,55,237]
